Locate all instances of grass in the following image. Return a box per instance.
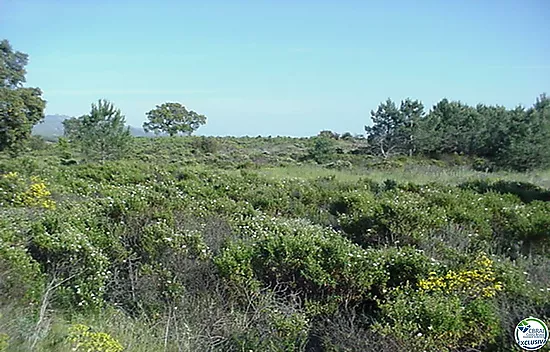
[259,164,550,187]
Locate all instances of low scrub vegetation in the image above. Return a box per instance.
[0,139,549,351]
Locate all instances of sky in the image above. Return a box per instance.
[1,0,549,136]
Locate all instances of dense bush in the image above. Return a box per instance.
[190,136,219,154]
[307,136,336,164]
[460,179,550,203]
[215,216,387,301]
[67,324,123,352]
[0,171,56,209]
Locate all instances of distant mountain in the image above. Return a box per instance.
[32,115,157,138]
[32,114,68,138]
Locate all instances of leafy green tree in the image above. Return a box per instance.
[365,98,402,158]
[61,116,84,142]
[414,99,482,156]
[399,98,424,156]
[0,39,46,152]
[63,99,131,162]
[410,94,550,171]
[365,98,424,158]
[496,94,550,171]
[143,102,206,136]
[0,39,28,88]
[473,104,511,158]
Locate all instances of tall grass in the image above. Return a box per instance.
[260,164,550,188]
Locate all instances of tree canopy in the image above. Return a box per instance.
[366,94,550,170]
[364,98,424,158]
[0,39,45,152]
[143,102,207,137]
[63,99,131,162]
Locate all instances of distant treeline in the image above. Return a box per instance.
[358,94,550,171]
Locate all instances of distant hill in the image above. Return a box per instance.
[32,114,68,138]
[32,115,158,138]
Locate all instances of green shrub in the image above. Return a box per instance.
[1,135,550,351]
[216,216,388,303]
[418,253,503,299]
[190,136,219,154]
[0,332,7,351]
[325,160,352,170]
[380,246,431,289]
[460,179,550,203]
[376,288,501,351]
[338,189,447,247]
[472,157,494,172]
[70,161,151,185]
[227,306,310,352]
[67,324,123,352]
[0,171,56,209]
[308,136,336,164]
[26,205,113,309]
[0,238,43,303]
[27,135,50,151]
[492,201,550,255]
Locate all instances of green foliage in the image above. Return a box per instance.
[215,216,388,302]
[28,206,112,309]
[0,39,28,88]
[495,94,550,171]
[63,100,131,162]
[0,332,7,351]
[0,235,43,303]
[340,131,354,140]
[1,136,549,351]
[227,303,310,352]
[56,137,76,165]
[337,188,448,247]
[376,289,501,351]
[27,135,49,151]
[365,98,423,158]
[415,99,483,156]
[143,102,206,136]
[0,40,46,153]
[0,87,46,153]
[325,159,352,170]
[459,179,550,203]
[492,201,550,254]
[363,94,550,171]
[0,171,56,209]
[307,136,336,163]
[67,324,123,352]
[318,130,340,139]
[190,136,219,154]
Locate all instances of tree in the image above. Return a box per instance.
[414,99,482,156]
[308,136,336,164]
[63,99,131,162]
[365,98,424,158]
[143,102,206,137]
[474,104,511,158]
[399,98,424,156]
[0,39,46,152]
[495,94,550,171]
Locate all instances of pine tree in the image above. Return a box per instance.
[63,99,131,162]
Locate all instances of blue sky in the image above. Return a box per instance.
[1,0,549,136]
